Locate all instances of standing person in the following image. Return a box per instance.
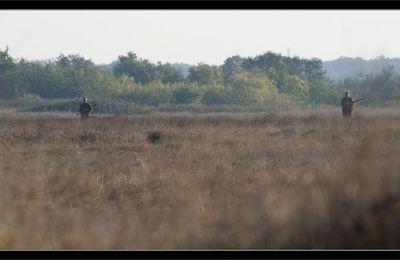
[341,92,354,117]
[79,97,92,118]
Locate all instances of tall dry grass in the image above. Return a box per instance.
[1,108,400,249]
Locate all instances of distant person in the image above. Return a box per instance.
[79,97,92,118]
[341,92,354,117]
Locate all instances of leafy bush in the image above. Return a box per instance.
[147,131,162,144]
[75,131,103,144]
[172,86,201,104]
[201,86,229,105]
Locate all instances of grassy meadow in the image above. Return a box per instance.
[1,107,400,249]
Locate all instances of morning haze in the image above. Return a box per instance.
[0,10,400,64]
[2,10,400,250]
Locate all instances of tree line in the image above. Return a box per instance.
[2,47,399,108]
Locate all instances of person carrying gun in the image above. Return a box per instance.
[78,97,97,118]
[341,91,364,117]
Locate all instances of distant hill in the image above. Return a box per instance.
[323,56,400,81]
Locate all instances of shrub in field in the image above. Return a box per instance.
[75,131,103,144]
[147,131,162,144]
[3,125,51,144]
[8,131,40,143]
[146,131,178,145]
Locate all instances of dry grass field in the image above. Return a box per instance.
[1,107,400,249]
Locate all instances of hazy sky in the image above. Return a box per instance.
[1,10,400,65]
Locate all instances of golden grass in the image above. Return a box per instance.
[1,108,400,249]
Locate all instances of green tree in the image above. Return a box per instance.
[201,85,228,105]
[188,63,223,86]
[0,46,14,72]
[114,52,156,84]
[308,79,339,105]
[279,75,310,101]
[0,47,17,99]
[172,85,200,104]
[226,71,278,105]
[222,55,243,80]
[154,62,183,83]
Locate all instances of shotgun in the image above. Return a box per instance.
[76,103,98,116]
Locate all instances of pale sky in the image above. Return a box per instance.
[0,10,400,65]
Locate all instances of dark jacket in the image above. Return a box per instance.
[341,97,354,109]
[79,102,92,114]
